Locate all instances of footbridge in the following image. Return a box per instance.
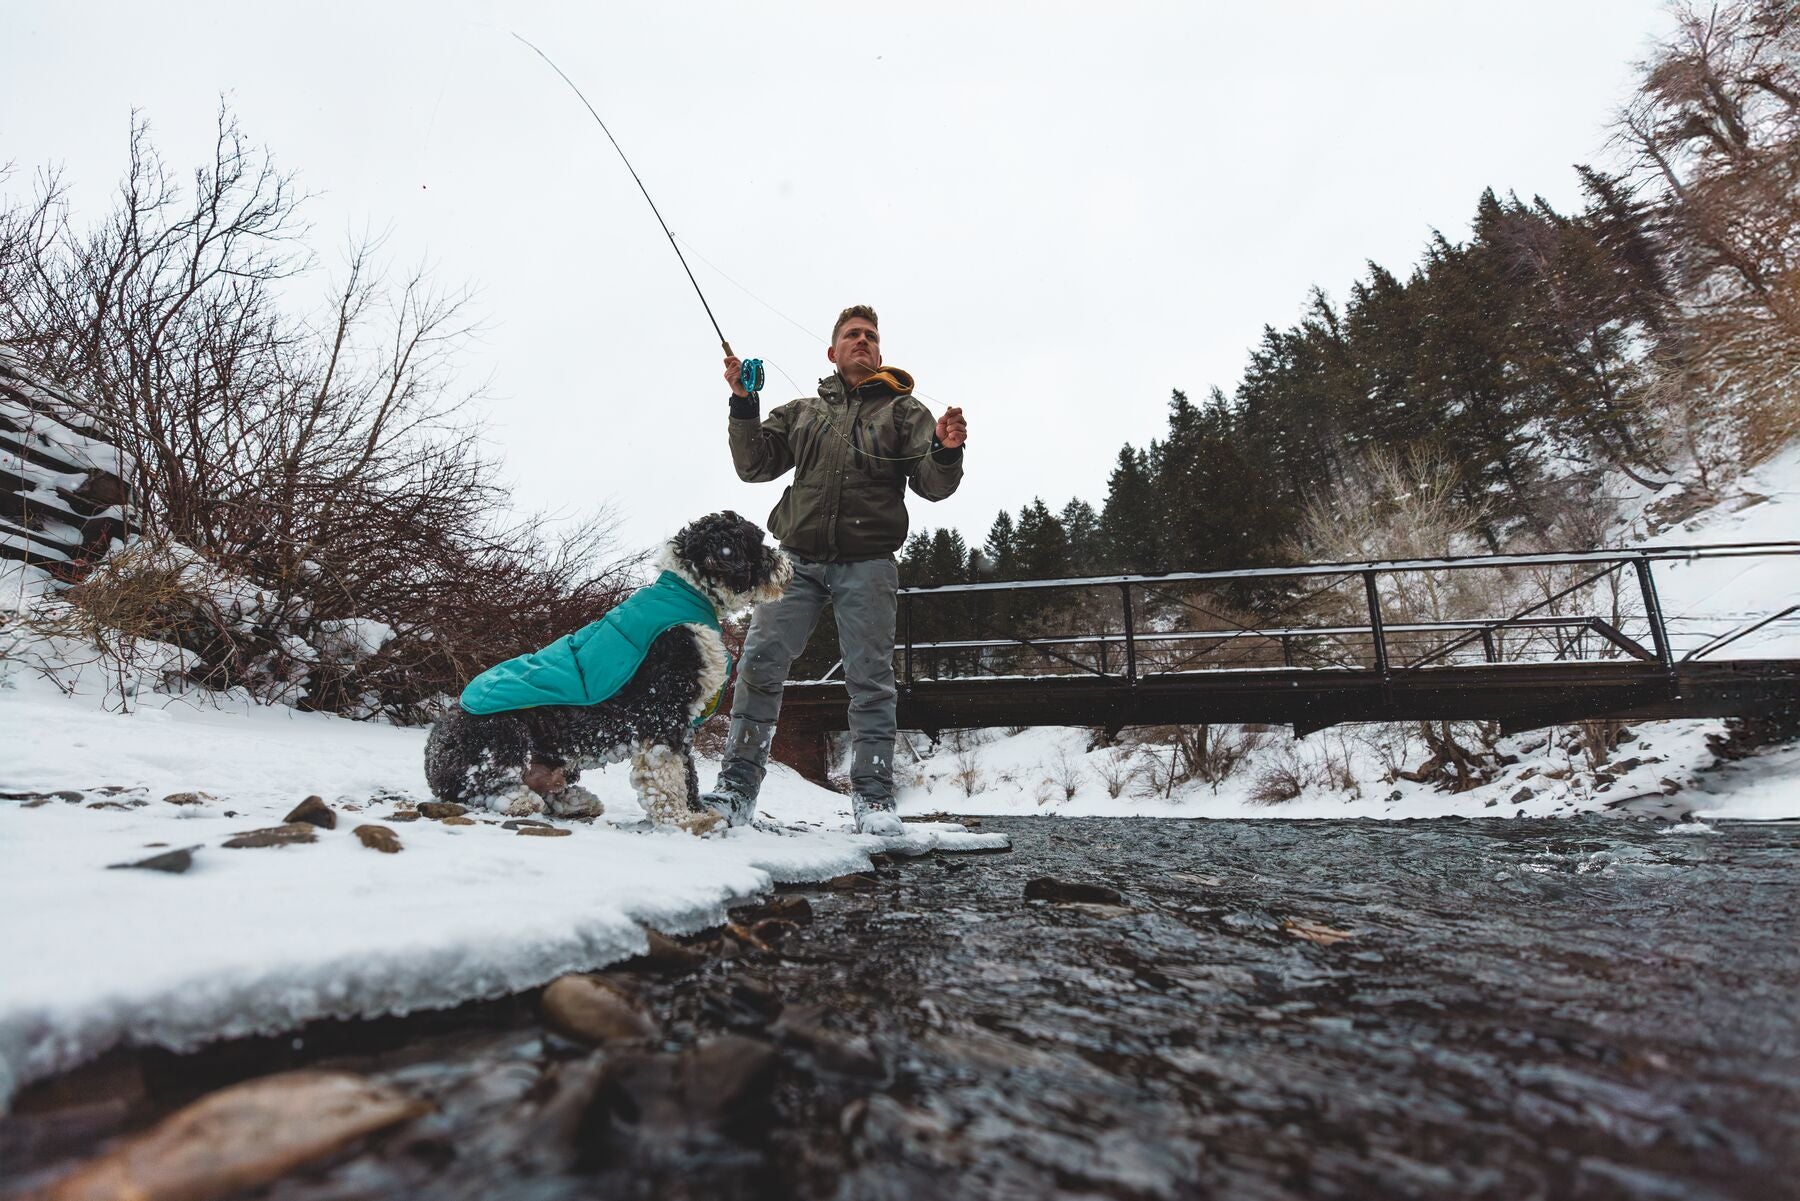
[773,543,1800,757]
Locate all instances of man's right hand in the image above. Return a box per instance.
[724,355,749,398]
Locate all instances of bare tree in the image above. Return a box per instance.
[0,108,635,715]
[1621,0,1800,475]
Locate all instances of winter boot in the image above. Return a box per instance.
[697,782,759,829]
[851,794,904,837]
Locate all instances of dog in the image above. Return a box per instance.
[423,511,791,830]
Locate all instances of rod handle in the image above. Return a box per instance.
[721,341,734,358]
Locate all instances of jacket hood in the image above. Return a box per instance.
[820,367,915,401]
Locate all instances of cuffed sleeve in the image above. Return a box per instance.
[899,398,963,502]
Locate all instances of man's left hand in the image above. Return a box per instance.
[936,406,967,450]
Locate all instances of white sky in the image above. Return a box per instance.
[3,1,1674,559]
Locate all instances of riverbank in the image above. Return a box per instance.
[7,815,1796,1200]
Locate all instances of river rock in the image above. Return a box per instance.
[161,791,214,806]
[517,825,572,838]
[417,801,467,820]
[635,927,709,973]
[773,1011,884,1078]
[3,789,85,804]
[592,1035,778,1138]
[542,975,660,1046]
[40,1069,426,1201]
[107,847,198,874]
[222,823,318,849]
[388,811,421,823]
[1024,876,1124,905]
[502,818,552,830]
[442,815,476,826]
[763,895,814,922]
[750,918,801,946]
[283,795,336,829]
[827,872,879,891]
[354,824,402,853]
[1281,917,1355,945]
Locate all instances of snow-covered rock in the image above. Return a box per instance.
[0,350,136,584]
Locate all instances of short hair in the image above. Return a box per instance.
[831,305,879,343]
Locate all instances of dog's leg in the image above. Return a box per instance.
[425,708,539,812]
[631,740,719,835]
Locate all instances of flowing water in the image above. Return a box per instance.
[6,816,1798,1200]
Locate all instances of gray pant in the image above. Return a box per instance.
[715,554,899,803]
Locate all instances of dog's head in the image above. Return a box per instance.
[658,511,792,612]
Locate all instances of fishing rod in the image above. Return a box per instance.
[513,32,954,464]
[511,31,764,397]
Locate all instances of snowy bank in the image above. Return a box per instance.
[0,677,999,1112]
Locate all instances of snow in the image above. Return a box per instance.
[0,671,1001,1112]
[891,446,1800,827]
[1643,443,1800,660]
[0,440,1794,1113]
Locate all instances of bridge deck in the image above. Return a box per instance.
[778,658,1800,737]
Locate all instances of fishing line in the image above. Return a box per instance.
[670,236,960,465]
[512,31,957,465]
[511,31,736,358]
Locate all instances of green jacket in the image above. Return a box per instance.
[460,571,728,725]
[728,367,963,562]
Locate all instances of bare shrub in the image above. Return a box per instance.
[1093,744,1139,799]
[1354,723,1423,785]
[948,729,985,798]
[1182,724,1267,789]
[1249,745,1313,805]
[1401,720,1502,792]
[0,108,635,717]
[1132,745,1182,799]
[1319,732,1362,796]
[1048,741,1086,802]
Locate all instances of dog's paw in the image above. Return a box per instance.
[674,811,724,837]
[495,786,546,817]
[547,784,605,818]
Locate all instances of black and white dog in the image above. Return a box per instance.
[423,512,791,830]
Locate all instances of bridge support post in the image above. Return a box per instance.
[1363,571,1390,680]
[902,594,914,688]
[771,719,831,787]
[1634,557,1678,683]
[1120,583,1137,684]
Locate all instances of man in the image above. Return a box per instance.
[701,305,967,835]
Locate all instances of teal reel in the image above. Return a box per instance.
[739,357,765,397]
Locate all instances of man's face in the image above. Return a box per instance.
[828,317,882,385]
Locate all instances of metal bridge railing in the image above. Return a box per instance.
[883,542,1800,690]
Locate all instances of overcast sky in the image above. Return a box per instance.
[3,1,1675,560]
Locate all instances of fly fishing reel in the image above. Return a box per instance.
[739,357,765,398]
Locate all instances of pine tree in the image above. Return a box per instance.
[1014,498,1071,581]
[898,531,933,587]
[1099,445,1161,574]
[983,510,1019,580]
[1059,498,1100,575]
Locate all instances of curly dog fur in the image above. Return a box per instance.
[423,511,791,828]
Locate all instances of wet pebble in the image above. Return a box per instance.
[283,795,336,829]
[1024,876,1124,905]
[354,825,402,854]
[542,975,659,1046]
[221,823,318,849]
[106,847,197,874]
